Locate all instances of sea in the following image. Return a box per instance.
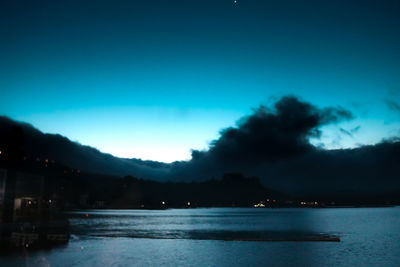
[1,207,400,266]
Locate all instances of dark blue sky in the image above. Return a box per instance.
[1,0,399,162]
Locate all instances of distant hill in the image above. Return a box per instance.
[0,116,171,179]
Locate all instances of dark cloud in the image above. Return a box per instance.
[339,128,353,138]
[0,116,170,179]
[263,140,400,197]
[339,126,360,138]
[351,125,361,133]
[169,97,399,198]
[189,96,353,166]
[1,96,399,199]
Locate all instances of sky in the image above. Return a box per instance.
[1,0,400,162]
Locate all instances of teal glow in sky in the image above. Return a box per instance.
[1,0,400,162]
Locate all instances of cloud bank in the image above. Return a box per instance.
[168,96,399,197]
[1,96,399,198]
[188,96,352,166]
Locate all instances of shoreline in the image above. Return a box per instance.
[65,205,399,211]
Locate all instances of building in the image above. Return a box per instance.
[0,169,69,248]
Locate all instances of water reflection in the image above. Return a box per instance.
[2,208,400,267]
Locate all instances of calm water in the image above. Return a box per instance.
[1,207,400,266]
